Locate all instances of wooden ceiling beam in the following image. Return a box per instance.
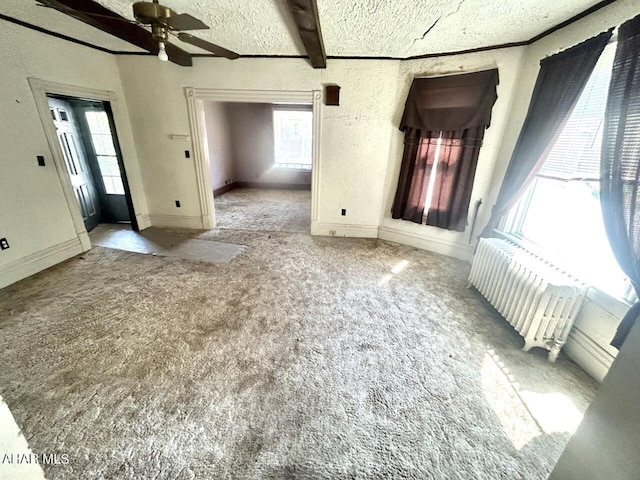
[286,0,327,68]
[36,0,192,66]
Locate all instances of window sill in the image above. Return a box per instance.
[586,288,631,319]
[493,229,632,319]
[273,166,312,172]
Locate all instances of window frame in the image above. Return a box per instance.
[271,105,313,171]
[84,109,125,196]
[496,40,635,305]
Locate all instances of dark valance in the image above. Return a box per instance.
[399,69,500,132]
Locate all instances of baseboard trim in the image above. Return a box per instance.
[136,213,152,230]
[148,214,205,229]
[237,181,311,191]
[564,326,616,383]
[311,222,378,238]
[0,238,83,289]
[213,182,239,197]
[378,226,473,261]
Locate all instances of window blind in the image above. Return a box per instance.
[538,43,616,181]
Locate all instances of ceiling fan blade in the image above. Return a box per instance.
[163,13,209,31]
[38,6,137,25]
[177,33,239,59]
[35,0,193,66]
[37,1,137,24]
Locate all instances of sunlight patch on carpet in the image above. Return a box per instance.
[482,349,584,450]
[379,259,409,285]
[482,351,542,450]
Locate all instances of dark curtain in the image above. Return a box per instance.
[600,14,640,349]
[427,126,486,231]
[392,69,499,229]
[392,128,440,223]
[480,30,612,238]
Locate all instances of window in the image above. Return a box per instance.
[273,109,312,170]
[85,110,124,195]
[503,43,632,300]
[423,133,443,217]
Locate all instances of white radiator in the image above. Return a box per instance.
[468,238,587,362]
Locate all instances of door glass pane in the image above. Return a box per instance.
[97,156,118,175]
[91,134,116,156]
[86,110,124,195]
[112,176,125,195]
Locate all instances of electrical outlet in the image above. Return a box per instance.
[329,230,336,236]
[175,200,181,208]
[37,155,45,166]
[341,209,346,216]
[0,238,9,250]
[184,150,190,158]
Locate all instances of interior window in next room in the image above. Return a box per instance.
[272,107,312,170]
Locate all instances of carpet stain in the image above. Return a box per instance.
[0,223,598,479]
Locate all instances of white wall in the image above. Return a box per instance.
[0,21,147,288]
[563,292,622,383]
[203,101,234,191]
[378,47,527,260]
[116,56,400,235]
[225,102,311,187]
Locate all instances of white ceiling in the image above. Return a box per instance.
[1,0,607,57]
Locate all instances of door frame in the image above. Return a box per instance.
[29,78,140,251]
[184,87,322,230]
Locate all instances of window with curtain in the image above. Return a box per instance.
[392,69,499,232]
[502,42,633,300]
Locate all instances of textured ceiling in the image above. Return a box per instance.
[0,2,145,52]
[2,0,607,57]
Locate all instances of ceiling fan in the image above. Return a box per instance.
[37,0,239,62]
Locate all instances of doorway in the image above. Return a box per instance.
[184,88,321,231]
[47,96,137,232]
[203,101,312,233]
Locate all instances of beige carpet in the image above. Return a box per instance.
[214,188,310,233]
[0,228,597,479]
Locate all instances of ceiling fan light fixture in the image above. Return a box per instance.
[158,41,169,61]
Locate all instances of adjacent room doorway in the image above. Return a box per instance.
[202,101,313,233]
[47,96,136,232]
[184,88,321,231]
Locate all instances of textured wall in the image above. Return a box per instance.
[0,21,146,275]
[378,46,527,259]
[116,56,399,228]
